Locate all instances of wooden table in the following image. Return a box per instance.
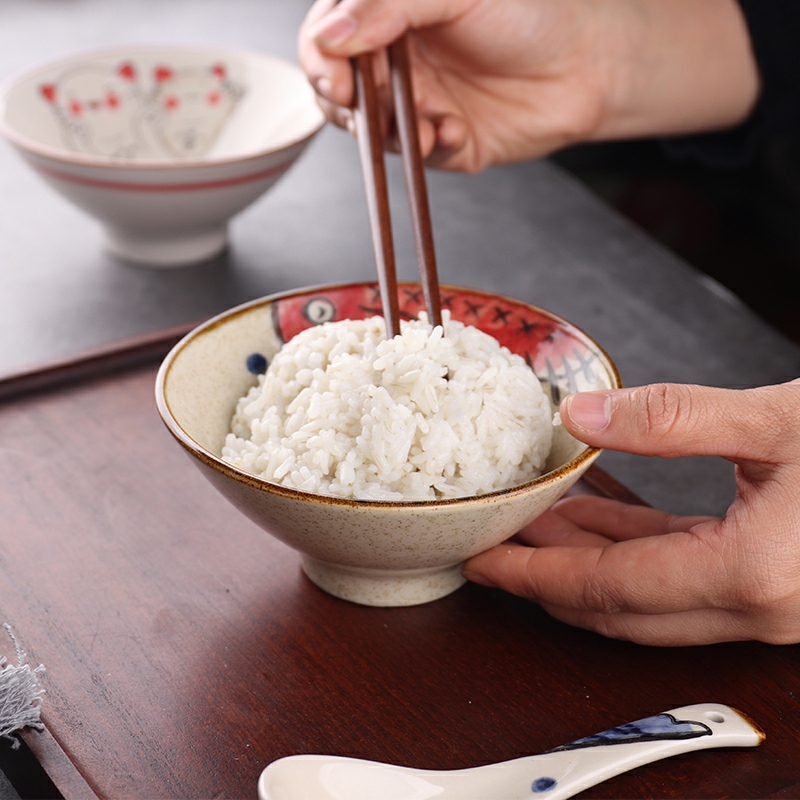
[0,328,799,800]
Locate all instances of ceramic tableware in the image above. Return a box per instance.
[258,703,764,800]
[0,45,325,266]
[156,281,621,607]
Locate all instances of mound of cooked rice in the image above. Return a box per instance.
[221,312,553,501]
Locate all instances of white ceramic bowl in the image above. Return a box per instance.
[155,282,622,606]
[0,45,325,266]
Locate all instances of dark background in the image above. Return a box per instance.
[554,135,800,346]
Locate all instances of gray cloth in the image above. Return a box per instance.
[0,626,44,749]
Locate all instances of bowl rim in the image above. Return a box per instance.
[0,43,327,171]
[155,281,622,510]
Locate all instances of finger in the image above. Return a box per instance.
[300,0,338,28]
[540,604,752,646]
[515,508,614,548]
[390,112,468,167]
[410,69,471,166]
[305,0,466,57]
[533,495,717,542]
[559,380,800,463]
[314,95,355,133]
[382,68,472,167]
[463,523,727,616]
[426,114,470,167]
[299,0,357,108]
[306,55,356,110]
[300,0,474,167]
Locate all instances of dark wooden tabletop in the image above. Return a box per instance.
[0,329,797,800]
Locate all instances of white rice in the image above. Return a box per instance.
[221,312,553,501]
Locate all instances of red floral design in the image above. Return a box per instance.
[117,62,136,81]
[39,57,244,159]
[154,66,174,83]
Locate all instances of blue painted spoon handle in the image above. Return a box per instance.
[503,702,764,800]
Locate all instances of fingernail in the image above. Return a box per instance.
[435,116,465,152]
[314,11,358,47]
[563,392,611,431]
[313,76,333,99]
[462,570,497,588]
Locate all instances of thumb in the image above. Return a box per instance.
[307,0,465,55]
[307,0,412,55]
[559,381,799,462]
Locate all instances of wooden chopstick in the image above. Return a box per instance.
[353,51,401,337]
[351,35,443,336]
[387,35,442,328]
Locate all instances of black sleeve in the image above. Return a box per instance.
[662,0,800,168]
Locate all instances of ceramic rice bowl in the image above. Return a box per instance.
[155,283,622,606]
[0,45,325,266]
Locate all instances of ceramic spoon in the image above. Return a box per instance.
[258,703,763,800]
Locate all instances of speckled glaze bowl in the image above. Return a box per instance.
[0,45,325,266]
[155,283,621,606]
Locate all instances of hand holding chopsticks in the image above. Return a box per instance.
[352,36,442,337]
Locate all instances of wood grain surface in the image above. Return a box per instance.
[0,336,797,799]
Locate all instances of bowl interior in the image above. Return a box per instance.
[160,283,621,482]
[0,45,324,162]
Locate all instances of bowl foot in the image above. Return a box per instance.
[103,224,228,267]
[300,556,466,607]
